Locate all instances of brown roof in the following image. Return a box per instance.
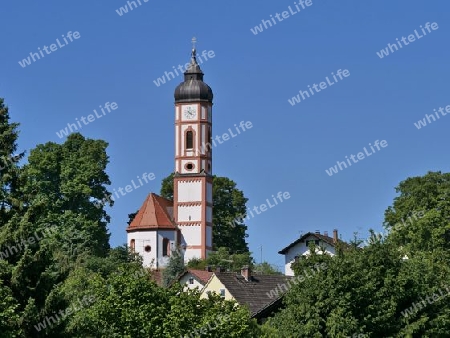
[188,269,214,284]
[213,272,292,318]
[174,269,214,286]
[126,193,176,232]
[278,232,348,254]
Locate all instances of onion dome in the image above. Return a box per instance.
[174,48,213,103]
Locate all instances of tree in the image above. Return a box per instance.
[186,247,253,273]
[160,173,249,253]
[0,98,24,226]
[0,133,113,336]
[384,171,450,255]
[264,236,449,337]
[253,262,281,275]
[162,247,185,287]
[58,258,261,337]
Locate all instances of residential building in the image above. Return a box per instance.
[201,266,292,322]
[279,229,345,276]
[177,268,214,291]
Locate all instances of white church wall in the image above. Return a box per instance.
[177,205,202,222]
[181,225,202,247]
[177,181,202,202]
[128,231,157,268]
[184,248,202,262]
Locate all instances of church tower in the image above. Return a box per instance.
[173,44,213,261]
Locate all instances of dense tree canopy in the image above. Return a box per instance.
[384,171,450,255]
[263,172,450,337]
[0,98,24,225]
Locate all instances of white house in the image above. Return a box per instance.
[177,268,213,291]
[278,229,344,276]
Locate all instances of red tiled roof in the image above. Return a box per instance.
[188,269,213,284]
[126,193,176,232]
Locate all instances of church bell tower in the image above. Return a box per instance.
[173,42,213,261]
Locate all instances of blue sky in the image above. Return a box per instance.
[1,0,449,271]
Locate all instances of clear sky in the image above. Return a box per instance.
[1,0,449,271]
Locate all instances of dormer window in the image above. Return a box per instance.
[189,277,194,285]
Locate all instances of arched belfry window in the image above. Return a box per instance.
[130,239,135,252]
[186,131,193,149]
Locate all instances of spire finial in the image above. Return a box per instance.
[191,37,197,57]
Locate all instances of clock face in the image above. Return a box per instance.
[183,106,197,120]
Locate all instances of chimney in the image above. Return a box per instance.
[205,266,212,272]
[324,231,328,237]
[216,266,224,273]
[315,230,320,234]
[241,265,251,281]
[333,229,338,243]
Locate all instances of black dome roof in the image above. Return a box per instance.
[174,49,213,103]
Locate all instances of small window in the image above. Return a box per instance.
[189,277,194,285]
[130,239,135,252]
[186,131,193,149]
[144,245,151,252]
[220,289,225,297]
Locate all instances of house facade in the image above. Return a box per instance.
[177,269,213,291]
[278,229,342,276]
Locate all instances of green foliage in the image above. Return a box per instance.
[253,262,282,275]
[160,172,174,201]
[0,131,113,336]
[58,258,261,337]
[0,277,21,337]
[384,171,450,255]
[0,98,24,225]
[265,172,450,336]
[186,256,207,270]
[209,247,253,272]
[160,173,249,253]
[187,251,279,275]
[162,247,186,287]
